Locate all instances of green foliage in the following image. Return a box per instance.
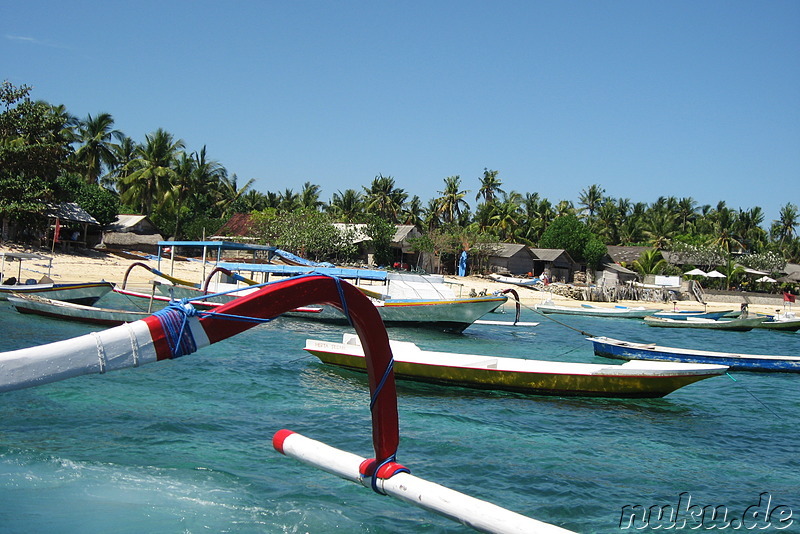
[539,215,606,266]
[583,236,608,271]
[250,209,358,263]
[364,215,395,266]
[1,81,75,239]
[56,173,120,226]
[631,248,668,276]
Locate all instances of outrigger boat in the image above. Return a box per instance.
[144,262,509,333]
[305,334,727,398]
[651,309,734,320]
[752,311,800,332]
[588,336,800,372]
[0,274,575,533]
[0,253,114,305]
[8,293,152,326]
[534,300,659,319]
[643,315,766,332]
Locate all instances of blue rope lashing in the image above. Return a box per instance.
[370,359,395,411]
[152,300,199,358]
[332,276,354,326]
[370,454,411,495]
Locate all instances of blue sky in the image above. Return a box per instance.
[4,1,799,227]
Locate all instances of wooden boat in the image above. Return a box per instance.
[0,274,574,533]
[147,264,508,333]
[534,300,659,319]
[588,336,800,372]
[752,312,800,332]
[488,273,541,287]
[305,334,728,398]
[285,294,508,332]
[0,252,114,305]
[651,309,734,320]
[8,293,151,326]
[643,315,766,331]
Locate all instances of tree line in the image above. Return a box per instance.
[1,80,798,279]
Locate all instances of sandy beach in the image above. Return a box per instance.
[1,243,783,316]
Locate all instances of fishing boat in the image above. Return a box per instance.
[0,252,114,305]
[488,273,541,287]
[0,274,575,533]
[149,263,508,332]
[751,311,800,332]
[8,293,152,326]
[588,336,800,372]
[305,334,728,398]
[534,300,659,318]
[643,315,766,331]
[651,309,734,320]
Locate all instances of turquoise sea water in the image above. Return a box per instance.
[1,294,798,533]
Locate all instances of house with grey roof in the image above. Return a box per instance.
[486,244,535,275]
[529,248,579,283]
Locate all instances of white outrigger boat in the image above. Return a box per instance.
[0,274,575,533]
[305,334,727,398]
[0,252,114,305]
[534,299,659,319]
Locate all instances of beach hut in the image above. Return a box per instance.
[100,215,164,254]
[529,248,578,283]
[486,244,535,275]
[45,203,101,250]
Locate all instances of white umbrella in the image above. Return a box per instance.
[706,270,726,278]
[684,268,707,276]
[756,275,776,283]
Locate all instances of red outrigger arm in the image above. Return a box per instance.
[144,275,400,463]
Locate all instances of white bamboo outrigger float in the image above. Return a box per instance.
[0,275,576,533]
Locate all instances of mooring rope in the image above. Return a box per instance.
[725,373,782,419]
[500,292,597,338]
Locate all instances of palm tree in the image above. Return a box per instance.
[772,203,798,248]
[437,175,469,224]
[278,188,301,212]
[214,173,254,218]
[595,199,620,244]
[329,189,364,223]
[105,135,137,189]
[735,207,767,252]
[475,168,504,205]
[631,248,668,276]
[120,128,184,215]
[363,174,406,223]
[401,195,424,229]
[578,184,604,224]
[422,198,443,231]
[165,152,196,239]
[490,192,522,241]
[73,112,123,184]
[300,181,324,211]
[643,209,677,249]
[676,197,697,233]
[555,200,575,217]
[709,205,744,254]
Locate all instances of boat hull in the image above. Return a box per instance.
[643,316,765,331]
[589,336,800,372]
[0,281,114,305]
[8,294,150,326]
[287,296,507,332]
[305,338,727,398]
[652,310,734,320]
[534,303,658,318]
